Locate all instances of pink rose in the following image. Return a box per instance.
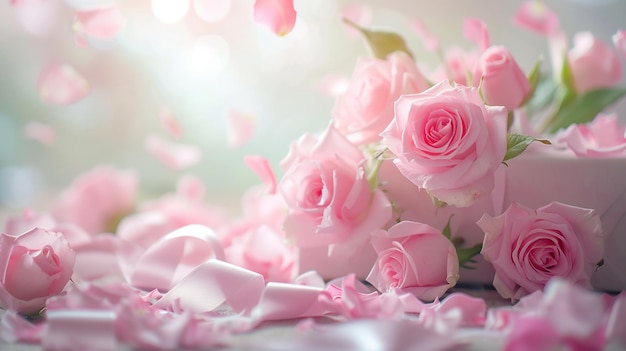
[478,202,604,300]
[53,166,137,234]
[332,51,429,145]
[0,228,76,313]
[556,113,626,157]
[473,46,531,111]
[380,80,507,207]
[366,221,459,301]
[568,31,622,93]
[279,125,391,251]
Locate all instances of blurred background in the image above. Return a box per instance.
[1,0,625,217]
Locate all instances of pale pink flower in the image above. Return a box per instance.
[226,109,256,148]
[24,121,55,145]
[38,62,90,105]
[253,0,296,36]
[52,166,137,234]
[332,51,429,145]
[366,221,459,301]
[512,1,560,37]
[145,134,201,170]
[613,30,626,58]
[381,80,507,207]
[0,228,75,313]
[556,113,626,157]
[568,31,622,93]
[279,125,391,252]
[479,202,604,300]
[473,46,531,111]
[225,225,295,283]
[463,18,490,51]
[74,3,126,45]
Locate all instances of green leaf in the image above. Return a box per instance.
[442,215,454,240]
[547,87,626,133]
[525,75,558,115]
[342,18,413,60]
[457,243,483,269]
[559,55,576,94]
[519,57,542,108]
[504,134,551,162]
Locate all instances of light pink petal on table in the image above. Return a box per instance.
[11,0,60,36]
[145,134,201,170]
[227,109,256,148]
[512,1,559,36]
[253,0,296,36]
[244,155,276,194]
[411,19,439,52]
[75,4,126,40]
[38,63,90,105]
[159,108,184,139]
[463,18,490,51]
[613,30,626,58]
[24,121,56,145]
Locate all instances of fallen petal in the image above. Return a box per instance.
[253,0,296,36]
[38,62,90,106]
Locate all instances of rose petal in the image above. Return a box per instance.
[227,109,256,148]
[145,134,201,170]
[463,18,490,51]
[244,155,277,194]
[512,1,560,37]
[410,19,439,52]
[159,108,184,139]
[37,63,90,106]
[253,0,296,36]
[74,4,126,41]
[24,122,55,145]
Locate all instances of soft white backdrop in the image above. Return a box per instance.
[0,0,624,216]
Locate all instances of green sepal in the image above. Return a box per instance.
[546,87,626,133]
[342,18,413,60]
[503,133,551,163]
[520,58,542,108]
[457,243,483,269]
[442,214,454,240]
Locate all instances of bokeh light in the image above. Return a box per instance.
[152,0,190,24]
[193,0,231,23]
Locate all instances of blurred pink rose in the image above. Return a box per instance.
[53,166,137,234]
[556,113,626,157]
[366,221,459,301]
[225,225,295,283]
[473,46,531,111]
[381,80,507,207]
[479,202,604,300]
[0,228,76,313]
[332,51,429,145]
[568,31,622,93]
[279,125,391,250]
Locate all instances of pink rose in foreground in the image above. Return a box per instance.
[332,51,429,145]
[556,113,626,157]
[279,125,391,251]
[568,31,622,93]
[381,80,507,207]
[366,221,459,301]
[479,202,604,300]
[53,166,137,234]
[0,228,76,313]
[473,46,531,111]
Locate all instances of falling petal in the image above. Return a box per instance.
[410,19,439,52]
[253,0,296,36]
[37,63,90,106]
[145,134,201,170]
[24,122,56,145]
[11,0,60,36]
[74,4,126,42]
[340,3,372,38]
[159,108,184,139]
[227,109,256,148]
[244,155,277,194]
[512,1,560,37]
[463,18,490,51]
[613,30,626,58]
